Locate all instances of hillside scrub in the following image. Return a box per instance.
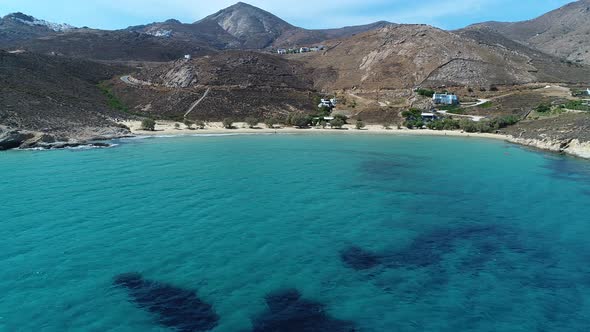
[563,100,590,111]
[98,83,131,114]
[419,115,520,132]
[140,118,156,131]
[416,89,435,97]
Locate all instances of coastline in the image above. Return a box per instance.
[119,120,590,160]
[118,120,509,141]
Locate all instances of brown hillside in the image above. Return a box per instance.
[299,24,590,92]
[111,51,316,120]
[0,51,130,138]
[468,0,590,65]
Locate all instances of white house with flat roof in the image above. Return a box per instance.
[433,93,459,105]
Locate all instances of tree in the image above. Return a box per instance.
[331,117,345,129]
[245,117,259,128]
[402,108,422,121]
[355,120,366,130]
[291,114,311,128]
[184,119,194,129]
[264,117,277,129]
[320,120,328,129]
[535,103,551,113]
[174,123,180,130]
[222,118,234,129]
[416,88,435,97]
[333,114,348,124]
[140,118,156,131]
[195,120,206,129]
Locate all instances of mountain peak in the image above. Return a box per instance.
[198,2,294,48]
[2,12,75,32]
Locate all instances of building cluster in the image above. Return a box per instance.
[277,46,325,55]
[432,93,459,105]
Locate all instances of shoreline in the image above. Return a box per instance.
[118,120,509,141]
[118,120,590,160]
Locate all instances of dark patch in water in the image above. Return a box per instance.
[543,156,590,183]
[385,224,513,269]
[359,159,415,181]
[251,289,356,332]
[341,224,523,274]
[113,273,219,332]
[340,246,382,270]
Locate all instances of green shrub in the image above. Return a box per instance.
[222,118,234,129]
[245,117,259,128]
[264,117,277,129]
[355,120,366,130]
[333,114,348,124]
[564,100,590,111]
[174,123,180,129]
[195,120,206,129]
[402,108,422,121]
[331,117,346,129]
[404,119,424,129]
[140,118,156,131]
[291,114,311,128]
[184,119,194,129]
[535,103,552,113]
[416,89,435,97]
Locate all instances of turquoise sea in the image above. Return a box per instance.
[2,134,590,331]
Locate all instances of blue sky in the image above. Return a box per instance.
[0,0,575,30]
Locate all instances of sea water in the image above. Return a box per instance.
[1,134,590,331]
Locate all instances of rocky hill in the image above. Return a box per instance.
[2,3,391,60]
[0,12,73,43]
[109,51,315,120]
[129,2,391,50]
[0,50,130,141]
[7,29,217,61]
[299,24,590,92]
[466,0,590,65]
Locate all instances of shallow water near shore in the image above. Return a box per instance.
[2,134,590,331]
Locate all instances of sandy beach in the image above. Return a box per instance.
[119,120,510,141]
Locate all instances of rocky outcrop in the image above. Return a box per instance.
[0,128,36,150]
[0,126,128,151]
[508,137,590,159]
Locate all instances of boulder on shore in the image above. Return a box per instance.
[0,129,36,150]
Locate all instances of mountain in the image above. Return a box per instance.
[196,2,295,49]
[466,0,590,65]
[300,24,590,92]
[8,29,217,61]
[0,12,74,43]
[0,50,130,140]
[129,2,392,50]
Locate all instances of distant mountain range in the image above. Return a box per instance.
[1,1,588,65]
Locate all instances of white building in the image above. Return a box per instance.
[433,93,459,105]
[300,47,310,53]
[277,49,287,55]
[318,98,338,108]
[184,54,191,60]
[586,88,590,96]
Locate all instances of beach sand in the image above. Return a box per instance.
[119,120,509,141]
